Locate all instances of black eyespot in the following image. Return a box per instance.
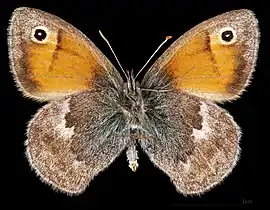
[221,30,234,42]
[34,29,47,41]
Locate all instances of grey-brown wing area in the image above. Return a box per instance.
[140,91,241,195]
[25,90,128,195]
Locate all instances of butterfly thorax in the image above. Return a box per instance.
[121,71,145,129]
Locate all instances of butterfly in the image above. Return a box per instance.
[8,7,259,196]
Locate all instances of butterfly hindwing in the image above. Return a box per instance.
[139,91,240,195]
[26,90,128,194]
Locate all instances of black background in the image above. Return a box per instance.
[1,0,265,208]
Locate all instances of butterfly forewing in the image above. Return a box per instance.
[8,7,123,101]
[141,9,259,102]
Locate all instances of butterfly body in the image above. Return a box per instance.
[8,7,259,195]
[85,70,173,172]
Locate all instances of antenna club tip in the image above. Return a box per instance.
[166,35,173,40]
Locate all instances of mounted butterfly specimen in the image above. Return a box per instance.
[8,7,259,195]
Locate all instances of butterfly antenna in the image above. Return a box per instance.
[99,30,128,80]
[135,35,172,79]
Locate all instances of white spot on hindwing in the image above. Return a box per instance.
[54,98,75,140]
[191,102,211,141]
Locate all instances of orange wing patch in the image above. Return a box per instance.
[26,29,100,99]
[165,32,242,100]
